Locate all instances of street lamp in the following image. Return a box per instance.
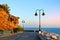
[34,9,45,31]
[22,20,25,29]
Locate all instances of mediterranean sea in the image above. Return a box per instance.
[24,28,60,34]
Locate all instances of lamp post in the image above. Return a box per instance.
[34,9,45,31]
[22,20,25,29]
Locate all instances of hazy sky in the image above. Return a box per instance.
[0,0,60,28]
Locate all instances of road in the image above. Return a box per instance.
[0,32,40,40]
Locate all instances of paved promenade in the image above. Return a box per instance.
[0,32,60,40]
[0,32,40,40]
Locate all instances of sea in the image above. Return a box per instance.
[24,28,60,35]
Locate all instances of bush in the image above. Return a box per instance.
[0,4,10,13]
[0,30,4,34]
[13,28,20,33]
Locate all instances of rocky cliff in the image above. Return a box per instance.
[0,8,20,31]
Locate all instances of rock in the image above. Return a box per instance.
[50,34,58,39]
[0,8,20,31]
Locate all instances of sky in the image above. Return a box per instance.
[0,0,60,28]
